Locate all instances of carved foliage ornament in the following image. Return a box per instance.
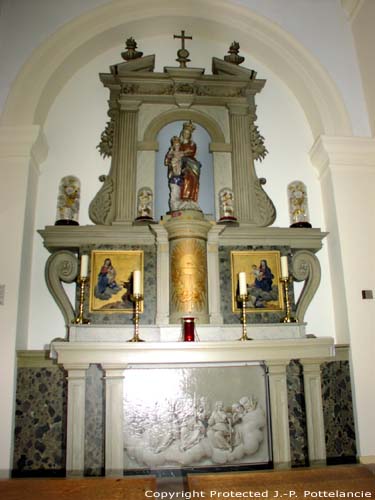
[250,123,268,162]
[97,118,115,158]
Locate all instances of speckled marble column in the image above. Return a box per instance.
[84,364,105,476]
[13,362,67,476]
[321,359,356,463]
[287,360,308,467]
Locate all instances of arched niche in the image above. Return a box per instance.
[138,108,229,220]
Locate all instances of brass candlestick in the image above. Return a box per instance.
[128,293,145,342]
[238,294,252,341]
[280,276,297,323]
[74,277,90,324]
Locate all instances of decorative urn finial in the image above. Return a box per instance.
[224,41,245,65]
[121,37,143,61]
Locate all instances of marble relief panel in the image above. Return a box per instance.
[13,366,67,475]
[123,364,271,470]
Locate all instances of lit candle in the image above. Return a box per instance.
[80,254,88,278]
[281,256,289,278]
[133,270,141,295]
[238,272,247,296]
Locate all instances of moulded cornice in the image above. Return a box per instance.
[219,225,327,251]
[0,125,48,164]
[310,135,375,178]
[52,337,335,368]
[39,224,155,251]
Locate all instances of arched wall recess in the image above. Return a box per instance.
[0,0,351,139]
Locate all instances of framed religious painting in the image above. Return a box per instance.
[231,250,284,313]
[89,250,144,313]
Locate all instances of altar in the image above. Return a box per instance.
[52,335,334,476]
[18,34,354,479]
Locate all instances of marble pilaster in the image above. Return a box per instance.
[228,104,253,223]
[301,359,327,465]
[207,225,225,324]
[65,365,89,475]
[151,225,170,325]
[102,366,125,476]
[266,360,291,468]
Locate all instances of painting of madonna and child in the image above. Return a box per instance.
[89,250,144,313]
[231,251,284,313]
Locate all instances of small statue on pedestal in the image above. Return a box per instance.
[218,188,237,223]
[55,175,80,225]
[288,180,312,228]
[135,187,154,222]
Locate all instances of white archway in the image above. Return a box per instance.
[0,0,351,139]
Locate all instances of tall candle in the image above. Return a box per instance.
[281,256,289,278]
[238,272,247,296]
[80,254,88,278]
[133,270,141,295]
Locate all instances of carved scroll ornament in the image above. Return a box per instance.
[291,250,321,322]
[45,250,79,328]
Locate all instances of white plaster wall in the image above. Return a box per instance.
[0,0,370,135]
[329,163,375,459]
[232,0,370,136]
[27,36,335,348]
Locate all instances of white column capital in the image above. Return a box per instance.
[102,366,127,376]
[118,99,142,112]
[150,224,169,244]
[265,359,290,373]
[207,223,225,245]
[227,103,249,115]
[309,135,375,178]
[64,364,90,374]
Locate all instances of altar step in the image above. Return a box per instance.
[187,465,375,499]
[0,475,157,500]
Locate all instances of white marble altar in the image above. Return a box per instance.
[52,336,334,475]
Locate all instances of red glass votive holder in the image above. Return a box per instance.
[182,317,195,342]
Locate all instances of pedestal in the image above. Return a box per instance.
[165,211,212,324]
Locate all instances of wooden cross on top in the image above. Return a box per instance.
[173,30,192,68]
